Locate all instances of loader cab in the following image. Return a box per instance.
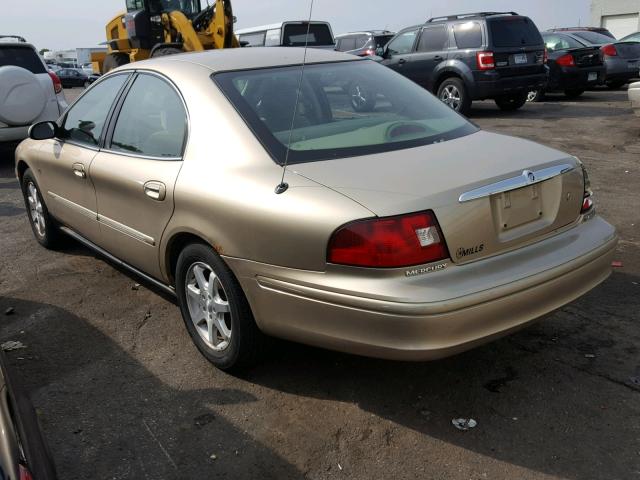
[126,0,202,16]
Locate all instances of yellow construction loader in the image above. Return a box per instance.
[94,0,239,73]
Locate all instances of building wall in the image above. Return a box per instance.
[591,0,640,36]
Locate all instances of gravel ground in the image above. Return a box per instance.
[0,87,638,480]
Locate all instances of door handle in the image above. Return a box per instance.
[144,181,166,201]
[71,163,86,179]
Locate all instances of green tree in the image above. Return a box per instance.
[39,48,50,56]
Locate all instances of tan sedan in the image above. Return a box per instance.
[15,48,617,370]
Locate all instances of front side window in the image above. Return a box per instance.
[214,61,476,164]
[417,26,448,52]
[453,22,483,49]
[60,74,129,147]
[387,29,418,55]
[110,74,187,158]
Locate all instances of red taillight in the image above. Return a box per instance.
[581,164,594,214]
[543,48,548,64]
[556,53,576,67]
[360,49,376,57]
[476,51,495,70]
[19,465,33,480]
[327,211,449,268]
[601,44,617,57]
[48,71,62,94]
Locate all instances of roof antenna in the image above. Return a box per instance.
[275,0,315,194]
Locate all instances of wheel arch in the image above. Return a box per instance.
[434,63,473,94]
[15,159,30,183]
[164,230,217,285]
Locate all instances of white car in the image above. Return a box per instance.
[629,81,640,116]
[0,36,68,145]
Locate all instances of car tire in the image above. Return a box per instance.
[526,89,545,102]
[20,169,62,249]
[348,82,376,112]
[102,53,130,74]
[564,89,584,98]
[437,78,471,115]
[494,92,528,111]
[605,80,627,90]
[151,47,184,58]
[176,243,264,371]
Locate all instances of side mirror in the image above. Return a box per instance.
[28,121,57,141]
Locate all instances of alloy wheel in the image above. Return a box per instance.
[26,182,45,237]
[185,262,232,351]
[440,85,461,111]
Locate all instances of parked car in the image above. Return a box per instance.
[56,68,91,88]
[621,32,640,43]
[548,26,615,39]
[528,32,605,101]
[80,62,94,76]
[377,12,547,114]
[0,350,57,479]
[550,29,640,88]
[16,48,616,371]
[236,21,335,49]
[335,30,395,57]
[630,81,640,115]
[0,36,67,145]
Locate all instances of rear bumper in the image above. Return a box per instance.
[548,66,605,91]
[470,72,547,100]
[0,126,29,143]
[604,57,640,82]
[228,216,617,361]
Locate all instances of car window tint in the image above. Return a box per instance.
[60,74,128,147]
[387,29,418,54]
[572,31,616,45]
[337,37,356,51]
[453,22,483,48]
[0,46,46,74]
[417,26,448,52]
[374,35,394,48]
[283,24,334,46]
[489,17,543,47]
[110,74,186,158]
[542,33,583,51]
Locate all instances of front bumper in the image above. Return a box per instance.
[470,72,547,100]
[227,216,617,361]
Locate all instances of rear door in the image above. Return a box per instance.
[408,25,449,89]
[487,16,545,77]
[90,72,186,279]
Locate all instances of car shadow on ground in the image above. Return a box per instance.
[244,270,640,480]
[0,297,305,479]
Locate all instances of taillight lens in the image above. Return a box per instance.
[556,53,576,67]
[327,211,449,268]
[476,51,495,70]
[601,44,617,57]
[360,49,376,57]
[581,164,594,214]
[543,48,548,64]
[48,71,62,94]
[19,465,33,480]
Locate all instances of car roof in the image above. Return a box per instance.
[128,47,359,73]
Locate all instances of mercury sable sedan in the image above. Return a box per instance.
[15,48,617,370]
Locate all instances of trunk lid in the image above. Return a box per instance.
[568,47,603,67]
[294,131,585,264]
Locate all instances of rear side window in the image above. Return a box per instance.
[542,33,584,52]
[453,22,483,48]
[0,46,46,74]
[417,26,448,52]
[374,35,394,48]
[283,23,334,46]
[110,74,186,158]
[60,74,128,147]
[387,29,418,55]
[336,37,357,52]
[489,17,543,47]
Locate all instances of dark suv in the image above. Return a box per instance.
[377,12,547,114]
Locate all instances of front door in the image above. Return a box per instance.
[382,28,420,80]
[90,73,187,280]
[36,73,130,243]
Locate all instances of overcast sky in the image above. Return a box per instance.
[6,0,591,51]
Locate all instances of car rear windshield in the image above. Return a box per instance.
[214,60,477,165]
[570,31,616,45]
[283,23,334,46]
[489,17,543,47]
[0,46,45,74]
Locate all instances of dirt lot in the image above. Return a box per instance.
[1,87,639,480]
